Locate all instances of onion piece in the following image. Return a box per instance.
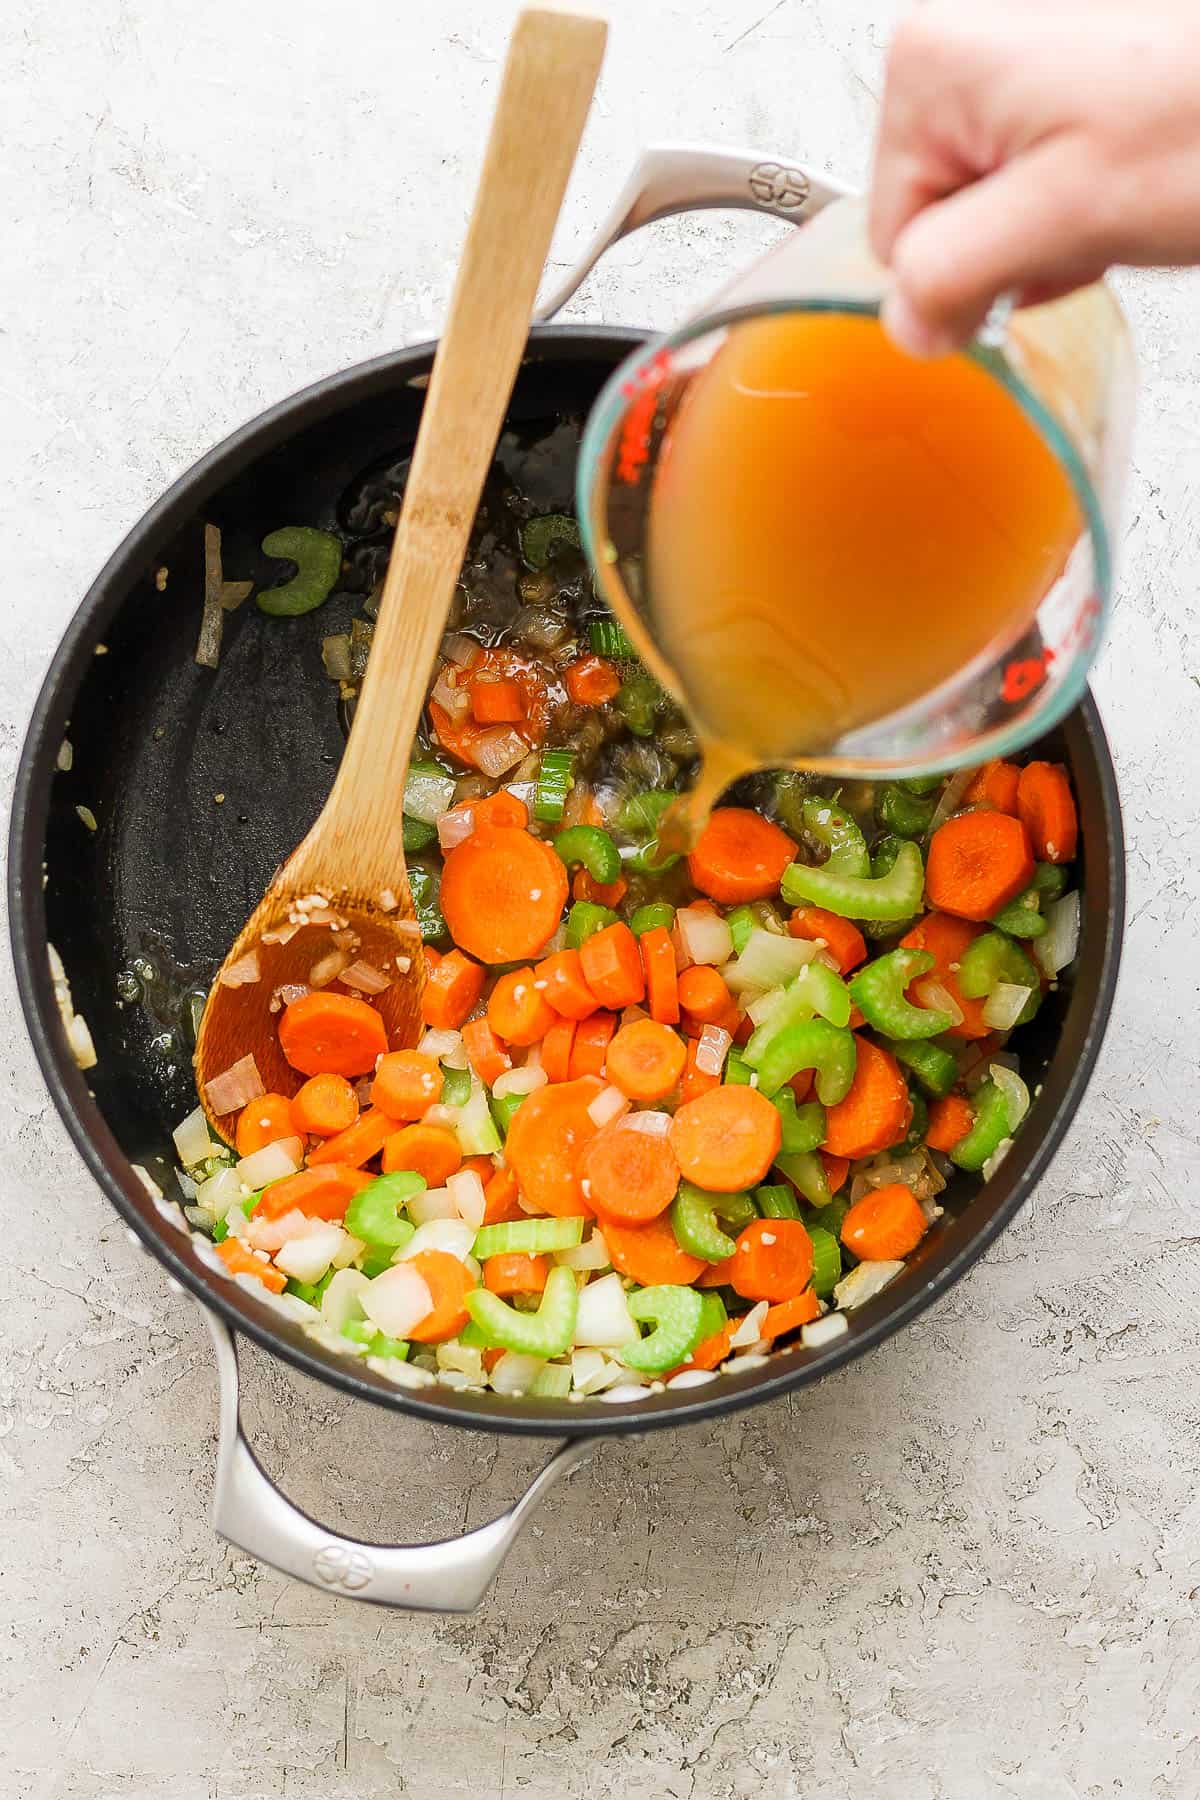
[361,1265,435,1339]
[573,1271,639,1348]
[447,1167,487,1230]
[419,1028,466,1067]
[430,663,471,722]
[173,1106,216,1171]
[622,1109,672,1138]
[666,1368,718,1389]
[801,1313,848,1349]
[833,1260,905,1310]
[989,1061,1031,1133]
[489,1351,545,1396]
[437,1340,484,1380]
[729,1302,768,1348]
[218,950,261,988]
[407,1186,459,1226]
[440,632,478,668]
[474,727,528,779]
[437,807,475,851]
[587,1084,630,1129]
[195,1164,242,1219]
[321,1268,371,1332]
[570,1348,627,1394]
[243,1205,316,1251]
[695,1024,732,1078]
[1035,890,1081,978]
[982,982,1034,1031]
[493,1063,548,1100]
[675,904,733,968]
[271,982,310,1013]
[274,1224,348,1283]
[236,1136,303,1191]
[203,1054,265,1117]
[339,960,391,995]
[912,975,964,1028]
[308,947,351,989]
[554,1229,611,1272]
[397,1218,477,1263]
[928,767,976,835]
[725,929,818,996]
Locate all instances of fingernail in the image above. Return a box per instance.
[881,290,955,359]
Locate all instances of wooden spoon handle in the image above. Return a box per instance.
[294,6,607,894]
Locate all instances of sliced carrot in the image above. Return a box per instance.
[822,1039,911,1160]
[602,1211,706,1286]
[900,912,989,1041]
[694,1261,731,1288]
[278,992,388,1078]
[677,965,734,1025]
[581,1117,680,1222]
[925,1092,975,1153]
[1017,760,1078,863]
[461,1017,512,1088]
[254,1163,373,1221]
[483,1252,549,1296]
[475,790,530,830]
[687,806,795,904]
[216,1238,287,1292]
[847,1005,866,1030]
[966,759,1021,815]
[572,867,628,908]
[382,1122,462,1185]
[640,925,680,1026]
[307,1106,400,1170]
[481,1165,523,1225]
[488,966,556,1046]
[670,1086,782,1192]
[789,1069,815,1104]
[762,1288,821,1339]
[502,1076,603,1217]
[840,1183,928,1261]
[569,1010,618,1080]
[564,653,621,707]
[430,649,548,766]
[482,1346,505,1373]
[289,1073,359,1139]
[535,949,599,1021]
[925,811,1035,921]
[671,1321,735,1375]
[371,1050,443,1121]
[729,1218,814,1302]
[421,948,486,1030]
[407,1250,476,1342]
[680,1037,721,1104]
[579,921,646,1010]
[818,1151,850,1193]
[541,1015,577,1085]
[470,677,525,725]
[788,906,868,975]
[440,825,568,964]
[235,1093,297,1158]
[605,1019,687,1102]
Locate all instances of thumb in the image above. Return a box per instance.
[880,138,1109,357]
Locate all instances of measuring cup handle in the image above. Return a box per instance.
[535,141,852,322]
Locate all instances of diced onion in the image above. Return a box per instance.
[570,1348,628,1394]
[928,767,976,834]
[340,960,391,995]
[801,1313,848,1349]
[573,1270,639,1348]
[440,632,478,668]
[622,1109,671,1138]
[361,1265,435,1339]
[67,1014,97,1070]
[203,1054,265,1116]
[666,1368,718,1388]
[274,1224,347,1284]
[194,1164,242,1218]
[236,1136,303,1190]
[397,1218,477,1263]
[989,1060,1031,1132]
[405,763,459,823]
[489,1351,545,1396]
[473,727,528,779]
[912,975,964,1028]
[695,1024,732,1078]
[587,1084,630,1128]
[598,1383,654,1404]
[321,1268,371,1332]
[1035,890,1081,979]
[447,1167,487,1230]
[982,982,1033,1031]
[857,1150,928,1194]
[729,1302,768,1348]
[833,1260,905,1310]
[173,1107,215,1171]
[308,947,351,989]
[421,1102,462,1133]
[245,1206,313,1251]
[493,1064,549,1099]
[744,986,790,1029]
[218,950,261,988]
[437,1340,484,1381]
[555,1228,611,1271]
[273,982,310,1010]
[725,927,817,995]
[430,664,471,721]
[419,1028,467,1067]
[407,1185,459,1225]
[437,807,476,851]
[675,905,733,968]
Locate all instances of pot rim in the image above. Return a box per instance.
[8,325,1126,1438]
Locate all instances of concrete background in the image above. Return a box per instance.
[2,2,1198,1795]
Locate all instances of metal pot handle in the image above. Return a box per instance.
[535,140,853,322]
[202,1312,595,1611]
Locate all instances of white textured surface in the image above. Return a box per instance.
[3,3,1199,1796]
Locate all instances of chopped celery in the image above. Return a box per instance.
[343,1319,410,1359]
[670,1184,756,1262]
[949,1079,1012,1172]
[285,1269,335,1306]
[534,749,575,823]
[403,815,438,854]
[849,947,956,1039]
[345,1173,424,1247]
[473,1216,585,1259]
[407,865,448,943]
[257,526,343,617]
[439,1064,473,1108]
[696,1291,728,1338]
[724,1050,754,1086]
[621,1285,705,1373]
[489,1092,526,1138]
[771,1089,827,1154]
[554,825,621,884]
[957,931,1041,1023]
[453,1083,502,1156]
[520,513,581,570]
[528,1362,573,1399]
[891,1037,958,1099]
[808,1227,842,1297]
[781,840,925,922]
[726,905,758,955]
[877,783,936,839]
[801,797,870,877]
[746,1015,857,1104]
[774,1150,831,1208]
[357,1244,396,1279]
[566,901,618,949]
[897,1087,929,1152]
[901,773,942,795]
[630,901,675,937]
[754,1182,802,1221]
[615,672,665,737]
[589,615,636,658]
[465,1264,578,1357]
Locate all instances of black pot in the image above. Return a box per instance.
[8,326,1124,1608]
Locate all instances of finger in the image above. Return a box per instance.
[868,8,981,265]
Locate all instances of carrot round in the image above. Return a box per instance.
[672,1320,735,1374]
[670,1086,782,1192]
[474,790,530,830]
[925,811,1035,921]
[307,1106,399,1170]
[481,1165,523,1225]
[605,1019,687,1102]
[925,1092,975,1153]
[439,824,568,963]
[371,1050,443,1121]
[255,1163,373,1221]
[840,1183,928,1261]
[580,1117,680,1222]
[822,1039,911,1160]
[966,759,1021,815]
[579,921,646,1009]
[278,992,388,1078]
[289,1073,359,1139]
[541,1015,577,1085]
[688,806,795,903]
[1017,760,1078,863]
[761,1288,821,1339]
[680,1037,721,1104]
[470,677,525,725]
[569,1010,617,1080]
[382,1122,463,1184]
[461,1017,512,1088]
[421,948,486,1030]
[818,1150,850,1193]
[602,1211,706,1286]
[572,868,628,908]
[564,653,621,707]
[535,949,599,1020]
[488,966,556,1046]
[788,906,867,975]
[235,1093,296,1157]
[640,925,680,1025]
[216,1238,287,1292]
[900,911,989,1040]
[677,965,734,1026]
[483,1252,550,1296]
[502,1076,603,1217]
[406,1250,476,1342]
[729,1218,814,1302]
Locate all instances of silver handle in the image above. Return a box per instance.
[202,1312,594,1611]
[535,140,853,322]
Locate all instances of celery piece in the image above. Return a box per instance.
[473,1216,585,1259]
[620,1284,705,1374]
[465,1265,579,1357]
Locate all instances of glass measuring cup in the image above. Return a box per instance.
[570,182,1134,778]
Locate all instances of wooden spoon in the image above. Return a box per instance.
[195,6,607,1133]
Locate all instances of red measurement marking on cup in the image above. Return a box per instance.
[1001,593,1100,705]
[616,348,673,485]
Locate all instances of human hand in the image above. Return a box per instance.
[870,0,1200,355]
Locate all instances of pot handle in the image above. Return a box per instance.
[535,140,853,322]
[202,1312,595,1611]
